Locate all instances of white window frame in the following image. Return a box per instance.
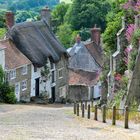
[58,68,63,79]
[21,65,28,75]
[21,80,27,91]
[10,69,16,80]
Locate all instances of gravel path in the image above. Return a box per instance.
[0,104,140,140]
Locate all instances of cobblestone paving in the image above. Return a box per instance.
[0,104,140,140]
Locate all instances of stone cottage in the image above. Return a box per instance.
[67,27,103,102]
[0,39,32,102]
[2,8,69,103]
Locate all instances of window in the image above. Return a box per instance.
[58,68,63,79]
[59,86,66,97]
[21,65,27,75]
[21,80,27,91]
[9,69,16,80]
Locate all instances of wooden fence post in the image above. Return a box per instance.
[124,106,129,129]
[85,101,87,110]
[94,105,98,120]
[77,103,79,116]
[102,105,106,123]
[74,102,76,114]
[112,105,116,125]
[82,104,85,118]
[87,104,90,119]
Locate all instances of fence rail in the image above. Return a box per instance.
[73,101,140,129]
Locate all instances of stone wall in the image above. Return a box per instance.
[55,55,69,102]
[8,64,32,102]
[68,85,89,102]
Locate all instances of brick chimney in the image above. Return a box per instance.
[41,6,51,27]
[91,25,101,46]
[5,11,15,29]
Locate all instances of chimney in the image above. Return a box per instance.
[91,25,101,46]
[41,6,51,27]
[134,14,140,30]
[75,34,81,44]
[5,11,15,29]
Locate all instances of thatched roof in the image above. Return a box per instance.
[8,19,67,67]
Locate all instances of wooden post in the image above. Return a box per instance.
[87,104,90,119]
[112,105,116,125]
[102,105,106,123]
[82,104,85,118]
[85,101,87,110]
[77,104,79,116]
[94,105,98,120]
[74,102,76,114]
[124,106,129,129]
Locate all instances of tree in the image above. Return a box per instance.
[0,65,16,104]
[52,2,69,32]
[0,10,6,28]
[65,0,111,31]
[16,11,38,23]
[0,28,6,39]
[57,23,73,48]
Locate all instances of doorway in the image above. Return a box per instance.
[35,78,40,96]
[51,87,55,103]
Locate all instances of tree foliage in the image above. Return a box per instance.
[52,2,69,32]
[0,65,16,104]
[66,0,111,31]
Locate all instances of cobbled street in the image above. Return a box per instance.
[0,104,140,140]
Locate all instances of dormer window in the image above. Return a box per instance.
[21,65,27,75]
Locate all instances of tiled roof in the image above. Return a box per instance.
[0,39,31,70]
[85,41,103,67]
[69,69,99,86]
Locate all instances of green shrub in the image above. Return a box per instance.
[0,82,16,104]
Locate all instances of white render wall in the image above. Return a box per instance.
[0,49,5,69]
[30,61,52,98]
[31,65,41,97]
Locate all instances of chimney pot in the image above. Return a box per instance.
[75,34,81,44]
[91,25,101,46]
[5,11,15,29]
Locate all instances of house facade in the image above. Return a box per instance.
[67,27,103,102]
[0,39,32,102]
[4,8,68,103]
